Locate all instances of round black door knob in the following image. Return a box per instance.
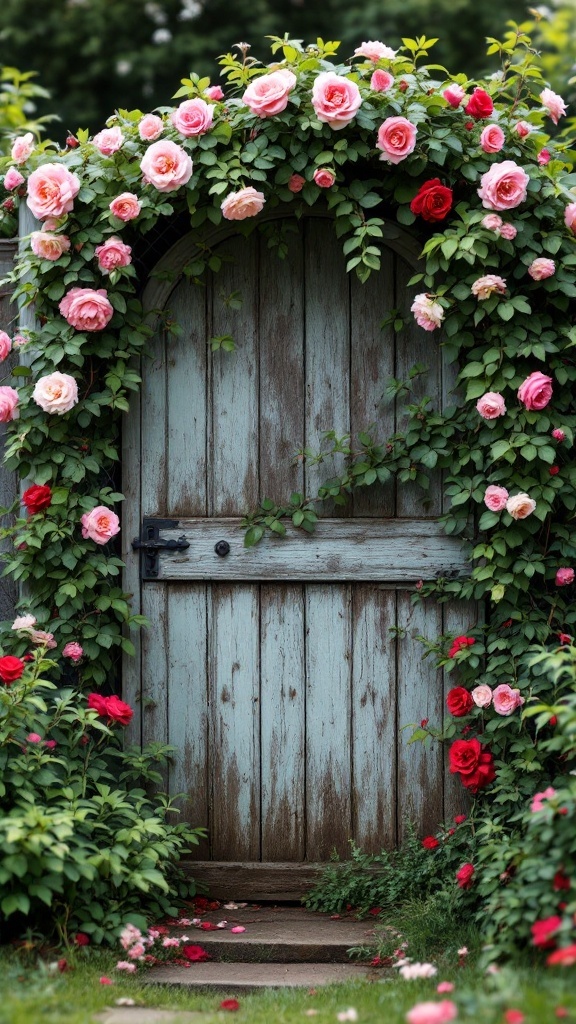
[215,540,231,557]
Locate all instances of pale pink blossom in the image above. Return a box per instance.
[437,983,455,994]
[354,40,397,61]
[471,684,493,708]
[528,258,555,281]
[564,203,576,234]
[481,213,503,232]
[457,948,468,957]
[120,924,142,950]
[410,293,444,331]
[95,237,132,273]
[556,567,574,587]
[231,926,245,933]
[4,168,24,190]
[514,121,532,138]
[30,231,71,261]
[499,223,517,240]
[506,493,536,519]
[116,961,137,973]
[313,167,335,188]
[471,274,506,300]
[11,132,34,164]
[400,963,438,979]
[109,192,141,221]
[476,392,506,419]
[530,786,556,812]
[12,614,36,630]
[140,140,193,192]
[0,331,11,361]
[517,370,553,411]
[221,187,265,220]
[493,683,524,716]
[205,85,224,101]
[29,629,57,649]
[62,641,83,661]
[311,72,362,129]
[127,943,145,959]
[377,116,417,163]
[59,288,114,332]
[93,126,124,155]
[12,333,27,348]
[540,88,567,125]
[138,114,163,141]
[33,372,78,415]
[0,386,19,422]
[406,1000,458,1024]
[242,69,297,117]
[370,70,394,92]
[480,124,505,153]
[162,937,180,947]
[484,485,509,511]
[170,98,214,136]
[27,164,81,220]
[552,428,565,441]
[81,505,121,545]
[336,1011,358,1023]
[443,84,465,108]
[478,160,529,211]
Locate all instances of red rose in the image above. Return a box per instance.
[448,636,475,658]
[220,1000,240,1011]
[449,738,496,793]
[0,655,25,683]
[547,944,576,966]
[456,862,475,889]
[422,835,439,850]
[446,687,474,717]
[87,692,109,716]
[74,932,90,946]
[410,178,453,222]
[464,87,494,119]
[531,916,562,949]
[553,871,571,892]
[454,814,467,824]
[182,945,210,962]
[22,484,52,515]
[87,692,133,725]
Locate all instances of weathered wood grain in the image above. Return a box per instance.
[0,240,18,625]
[182,861,328,901]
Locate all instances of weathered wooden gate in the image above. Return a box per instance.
[123,210,473,895]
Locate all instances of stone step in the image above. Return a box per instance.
[148,961,374,990]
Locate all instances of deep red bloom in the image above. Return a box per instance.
[0,655,25,684]
[456,862,475,889]
[531,916,562,949]
[446,687,474,717]
[449,738,496,793]
[74,932,90,946]
[57,958,69,972]
[199,921,219,930]
[399,80,408,92]
[220,1000,240,1011]
[99,976,113,985]
[422,835,440,850]
[465,87,494,118]
[553,871,570,892]
[420,718,429,728]
[550,466,560,476]
[557,634,572,646]
[87,692,133,726]
[22,484,52,515]
[410,178,453,222]
[66,135,79,148]
[368,907,382,916]
[448,636,475,658]
[547,944,576,966]
[454,814,467,824]
[182,944,210,962]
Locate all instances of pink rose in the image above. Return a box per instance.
[552,428,565,442]
[564,203,576,234]
[32,372,78,415]
[517,370,553,410]
[313,167,335,188]
[62,641,83,661]
[288,174,305,193]
[540,88,567,125]
[531,786,556,813]
[4,168,24,191]
[493,683,524,716]
[26,163,81,220]
[27,732,42,744]
[514,121,532,138]
[59,288,114,332]
[138,114,163,141]
[205,85,224,101]
[499,222,517,240]
[471,274,506,299]
[478,160,529,211]
[476,392,506,419]
[11,132,34,164]
[12,615,36,630]
[484,485,509,511]
[81,505,120,545]
[0,386,19,422]
[140,140,193,192]
[221,186,265,221]
[30,231,71,261]
[30,629,57,649]
[93,126,124,155]
[556,568,574,587]
[471,684,493,708]
[506,493,536,519]
[0,331,11,361]
[443,83,465,108]
[311,72,362,130]
[95,237,132,273]
[377,116,417,164]
[528,258,555,281]
[370,70,394,92]
[481,213,503,232]
[480,124,505,153]
[109,192,141,221]
[170,98,214,137]
[538,149,551,166]
[354,40,397,61]
[410,293,444,331]
[242,69,297,117]
[406,1000,458,1024]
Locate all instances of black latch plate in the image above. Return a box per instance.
[132,518,190,580]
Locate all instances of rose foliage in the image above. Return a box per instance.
[0,28,575,954]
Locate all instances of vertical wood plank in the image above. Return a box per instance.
[258,231,305,503]
[167,280,207,515]
[167,584,209,856]
[260,584,305,860]
[209,236,259,514]
[210,583,260,860]
[141,584,169,787]
[351,586,397,851]
[305,584,352,860]
[396,592,444,839]
[350,250,395,517]
[304,220,350,514]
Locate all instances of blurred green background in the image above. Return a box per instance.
[0,0,575,138]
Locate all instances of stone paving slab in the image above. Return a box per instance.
[148,961,373,990]
[95,1011,213,1024]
